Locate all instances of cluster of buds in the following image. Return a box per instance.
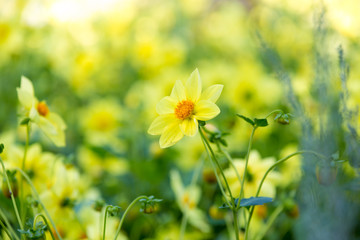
[140,196,162,214]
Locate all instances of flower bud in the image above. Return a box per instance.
[274,113,292,125]
[2,170,18,198]
[202,168,217,184]
[284,199,299,219]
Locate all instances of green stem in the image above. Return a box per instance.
[199,127,234,202]
[179,212,188,240]
[263,109,283,119]
[0,208,20,240]
[244,150,325,240]
[199,127,239,240]
[254,205,284,240]
[238,126,257,208]
[102,205,112,240]
[15,167,63,240]
[200,133,231,208]
[217,144,242,193]
[0,157,23,231]
[20,123,30,229]
[33,214,56,240]
[113,196,148,240]
[0,217,12,239]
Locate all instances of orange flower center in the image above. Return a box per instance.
[182,193,196,209]
[37,101,49,117]
[175,100,194,120]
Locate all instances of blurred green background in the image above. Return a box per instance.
[0,0,359,239]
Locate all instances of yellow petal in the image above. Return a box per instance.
[156,96,177,114]
[185,68,202,102]
[20,76,34,96]
[159,120,184,148]
[200,84,223,103]
[48,112,67,130]
[193,100,220,121]
[170,80,186,102]
[148,114,174,135]
[179,117,198,136]
[37,116,66,147]
[17,89,35,110]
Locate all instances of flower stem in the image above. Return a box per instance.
[113,196,148,240]
[20,123,30,228]
[263,109,283,119]
[102,205,112,240]
[0,216,12,239]
[33,213,56,240]
[0,208,20,240]
[15,167,63,240]
[179,212,188,240]
[254,205,284,240]
[244,150,325,240]
[199,127,234,202]
[199,127,239,240]
[0,157,23,231]
[238,126,257,208]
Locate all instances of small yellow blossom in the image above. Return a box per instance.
[224,150,281,198]
[170,170,210,233]
[148,69,223,148]
[17,76,66,147]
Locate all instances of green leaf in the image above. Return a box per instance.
[236,114,255,126]
[254,118,268,127]
[219,196,273,209]
[0,143,4,154]
[20,118,31,125]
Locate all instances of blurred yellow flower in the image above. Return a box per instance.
[148,69,223,148]
[224,150,281,198]
[170,170,210,233]
[17,76,66,147]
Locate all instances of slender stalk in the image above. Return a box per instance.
[15,167,62,240]
[20,124,30,227]
[113,196,147,240]
[254,205,284,240]
[0,208,20,240]
[33,214,56,240]
[263,109,283,119]
[199,127,239,240]
[102,205,112,240]
[0,218,12,239]
[217,144,242,192]
[179,212,188,240]
[0,157,23,231]
[199,127,234,201]
[244,150,325,240]
[199,132,231,208]
[238,126,257,208]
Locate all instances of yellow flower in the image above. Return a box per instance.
[148,69,223,148]
[17,76,66,147]
[170,170,211,233]
[224,150,281,198]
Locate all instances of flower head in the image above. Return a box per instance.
[148,69,223,148]
[17,76,66,147]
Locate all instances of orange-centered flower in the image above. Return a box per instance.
[37,101,49,117]
[148,69,223,148]
[175,100,194,120]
